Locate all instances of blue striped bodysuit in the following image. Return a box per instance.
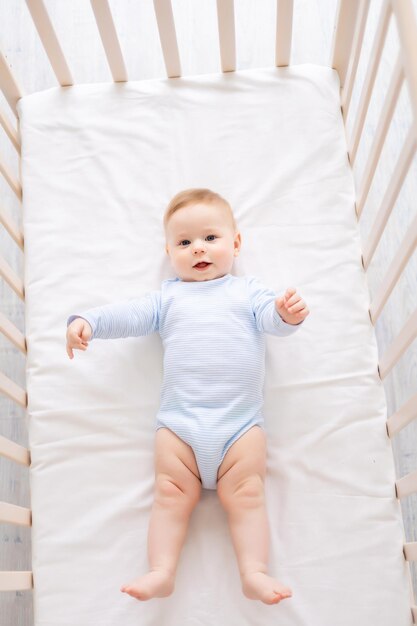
[67,273,304,489]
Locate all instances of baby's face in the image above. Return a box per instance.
[165,202,241,282]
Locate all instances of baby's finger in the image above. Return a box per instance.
[276,296,285,309]
[66,344,74,359]
[69,338,86,352]
[287,301,305,314]
[286,294,301,308]
[285,287,297,300]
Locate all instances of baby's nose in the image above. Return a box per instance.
[193,241,206,253]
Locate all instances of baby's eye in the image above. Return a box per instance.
[179,240,191,246]
[206,235,217,241]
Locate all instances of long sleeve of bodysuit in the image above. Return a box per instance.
[66,290,161,340]
[247,275,304,336]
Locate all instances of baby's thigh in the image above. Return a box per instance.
[217,425,267,492]
[154,427,202,497]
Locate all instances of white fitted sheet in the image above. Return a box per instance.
[18,64,412,626]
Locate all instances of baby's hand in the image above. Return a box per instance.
[66,318,92,359]
[275,287,309,325]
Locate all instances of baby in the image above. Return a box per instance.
[66,188,309,605]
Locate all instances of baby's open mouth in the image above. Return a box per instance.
[194,262,211,269]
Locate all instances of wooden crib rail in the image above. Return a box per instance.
[0,154,21,200]
[344,0,391,166]
[90,0,128,82]
[0,256,24,301]
[360,78,413,267]
[392,0,417,130]
[276,0,293,67]
[387,393,417,437]
[377,309,417,379]
[0,371,26,408]
[216,0,236,73]
[0,51,23,116]
[330,0,363,90]
[21,0,297,87]
[364,207,417,323]
[25,0,73,86]
[0,204,24,251]
[0,107,20,153]
[404,542,417,562]
[338,0,370,122]
[396,469,417,499]
[0,312,26,355]
[153,0,182,78]
[0,501,31,526]
[0,572,33,592]
[0,5,29,600]
[335,0,417,380]
[0,437,32,593]
[355,54,404,224]
[0,434,30,466]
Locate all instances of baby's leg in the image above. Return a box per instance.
[217,425,293,605]
[121,427,201,601]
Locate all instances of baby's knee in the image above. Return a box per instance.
[218,473,265,510]
[155,474,201,510]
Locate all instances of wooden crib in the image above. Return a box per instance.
[0,1,416,624]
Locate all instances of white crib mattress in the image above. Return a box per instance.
[17,64,413,626]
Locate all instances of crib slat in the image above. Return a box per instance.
[391,0,417,137]
[396,469,417,499]
[387,392,417,437]
[369,206,417,323]
[0,501,31,526]
[0,434,30,466]
[0,371,27,408]
[25,0,73,86]
[378,309,417,379]
[0,571,33,591]
[0,256,24,300]
[275,0,293,67]
[362,126,415,275]
[90,0,128,82]
[0,154,22,200]
[330,0,363,88]
[356,54,404,222]
[404,542,417,561]
[0,312,26,355]
[153,0,181,78]
[0,204,24,251]
[340,0,369,118]
[348,0,391,166]
[0,51,24,117]
[216,0,236,72]
[0,107,20,153]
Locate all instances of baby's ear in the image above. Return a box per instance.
[234,231,242,253]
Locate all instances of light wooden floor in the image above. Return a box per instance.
[0,1,416,624]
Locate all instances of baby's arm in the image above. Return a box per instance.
[247,276,308,336]
[66,290,161,358]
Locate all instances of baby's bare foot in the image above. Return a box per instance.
[242,572,293,605]
[120,569,175,601]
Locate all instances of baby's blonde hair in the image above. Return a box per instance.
[163,188,237,233]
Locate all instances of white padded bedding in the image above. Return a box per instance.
[18,64,412,626]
